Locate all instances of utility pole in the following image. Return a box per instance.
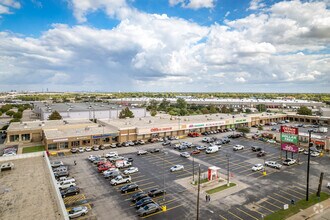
[226,154,230,186]
[163,149,167,202]
[196,164,201,220]
[192,154,195,183]
[306,130,312,201]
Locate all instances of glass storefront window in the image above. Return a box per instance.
[59,142,68,149]
[82,140,90,145]
[10,135,19,142]
[103,138,110,143]
[48,144,57,150]
[71,141,80,147]
[21,134,30,141]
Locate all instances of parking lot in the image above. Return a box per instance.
[50,129,330,220]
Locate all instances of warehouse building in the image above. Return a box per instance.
[33,102,148,120]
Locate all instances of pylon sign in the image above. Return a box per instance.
[281,126,299,153]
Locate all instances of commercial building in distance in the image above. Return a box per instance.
[33,102,148,120]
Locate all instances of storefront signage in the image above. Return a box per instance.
[281,133,298,144]
[235,119,247,123]
[92,133,117,139]
[76,136,89,140]
[53,138,68,143]
[281,143,298,153]
[281,126,298,135]
[150,127,172,132]
[189,124,205,128]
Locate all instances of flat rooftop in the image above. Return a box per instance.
[34,102,144,113]
[7,119,93,132]
[44,124,118,140]
[0,156,61,220]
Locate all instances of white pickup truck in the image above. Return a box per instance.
[115,160,132,169]
[110,175,131,186]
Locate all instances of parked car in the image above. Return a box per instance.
[137,150,148,155]
[127,141,135,146]
[57,177,76,184]
[298,147,304,153]
[221,139,230,144]
[110,175,131,185]
[105,152,118,158]
[233,145,244,151]
[61,186,80,198]
[311,151,320,157]
[131,192,148,202]
[251,146,262,152]
[68,206,88,219]
[85,146,92,152]
[135,197,153,209]
[162,141,171,146]
[257,151,267,157]
[252,164,264,171]
[124,167,139,175]
[170,165,184,172]
[121,183,139,193]
[54,170,69,179]
[71,148,78,153]
[196,145,206,151]
[104,170,121,179]
[137,140,145,145]
[267,139,276,144]
[178,145,188,151]
[180,152,190,158]
[265,161,282,169]
[78,147,85,153]
[51,161,64,168]
[327,182,330,189]
[191,150,201,155]
[147,189,166,197]
[283,158,297,166]
[127,157,134,162]
[136,203,161,216]
[58,181,76,190]
[149,148,160,153]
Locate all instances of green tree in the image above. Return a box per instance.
[297,106,312,115]
[245,108,252,113]
[119,107,134,118]
[237,127,250,133]
[150,109,157,116]
[179,108,188,116]
[13,112,22,119]
[6,110,15,117]
[256,104,267,112]
[158,98,170,111]
[48,111,62,120]
[258,126,263,131]
[201,107,209,114]
[176,98,187,109]
[220,106,230,113]
[209,105,218,114]
[148,99,159,111]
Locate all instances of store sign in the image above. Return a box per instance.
[53,138,68,142]
[281,143,298,153]
[189,123,205,128]
[76,136,89,140]
[281,126,298,135]
[92,133,117,139]
[150,127,172,132]
[281,133,298,144]
[235,119,247,123]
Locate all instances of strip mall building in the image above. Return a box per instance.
[5,113,330,152]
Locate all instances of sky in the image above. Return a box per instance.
[0,0,329,93]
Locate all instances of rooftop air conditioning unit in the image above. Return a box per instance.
[149,120,152,124]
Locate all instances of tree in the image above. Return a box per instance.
[297,106,312,115]
[209,105,218,114]
[220,106,230,113]
[5,110,15,117]
[201,107,209,114]
[48,111,62,120]
[150,110,157,117]
[256,104,267,112]
[13,112,22,119]
[245,108,252,113]
[158,98,170,111]
[176,98,187,109]
[258,126,263,131]
[148,99,159,111]
[119,107,134,118]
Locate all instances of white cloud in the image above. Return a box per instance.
[0,0,329,92]
[248,0,265,10]
[169,0,215,9]
[0,0,20,14]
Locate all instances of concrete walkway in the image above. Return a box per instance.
[287,198,330,220]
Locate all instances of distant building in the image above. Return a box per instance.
[320,107,330,117]
[33,102,148,120]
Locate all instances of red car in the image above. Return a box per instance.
[191,150,201,155]
[188,132,200,137]
[98,163,115,172]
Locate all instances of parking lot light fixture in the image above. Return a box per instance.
[226,154,230,186]
[163,150,168,202]
[306,129,313,201]
[192,154,195,183]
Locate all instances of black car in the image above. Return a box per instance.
[61,186,80,198]
[121,183,139,193]
[252,146,262,152]
[147,189,166,197]
[257,151,266,157]
[127,157,134,162]
[131,192,148,202]
[135,197,153,209]
[221,139,230,144]
[149,148,160,153]
[162,141,171,146]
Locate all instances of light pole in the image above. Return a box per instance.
[192,154,195,183]
[196,164,201,220]
[226,154,230,186]
[163,149,168,202]
[306,129,312,201]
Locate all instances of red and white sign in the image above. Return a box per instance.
[281,126,298,135]
[150,127,172,132]
[281,143,298,153]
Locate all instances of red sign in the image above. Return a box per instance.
[281,143,298,153]
[150,127,172,132]
[281,126,298,135]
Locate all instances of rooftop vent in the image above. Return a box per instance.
[148,120,152,124]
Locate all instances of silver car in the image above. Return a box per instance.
[68,206,88,219]
[136,203,161,216]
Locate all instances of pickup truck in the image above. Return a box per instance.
[265,161,282,169]
[110,175,131,186]
[115,160,132,169]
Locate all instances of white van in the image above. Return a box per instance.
[206,145,219,154]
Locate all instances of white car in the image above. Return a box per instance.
[327,182,330,189]
[123,167,139,175]
[68,206,88,219]
[2,152,17,157]
[311,151,320,157]
[51,161,64,168]
[106,152,118,158]
[298,148,304,153]
[57,177,76,184]
[88,155,96,161]
[78,147,85,153]
[267,139,276,144]
[85,147,92,152]
[58,181,76,190]
[170,165,184,172]
[283,158,297,166]
[265,161,282,169]
[252,164,264,171]
[137,150,148,155]
[180,152,190,158]
[103,168,119,175]
[233,145,244,151]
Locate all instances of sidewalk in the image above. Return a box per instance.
[287,198,330,220]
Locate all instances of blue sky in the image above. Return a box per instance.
[0,0,329,92]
